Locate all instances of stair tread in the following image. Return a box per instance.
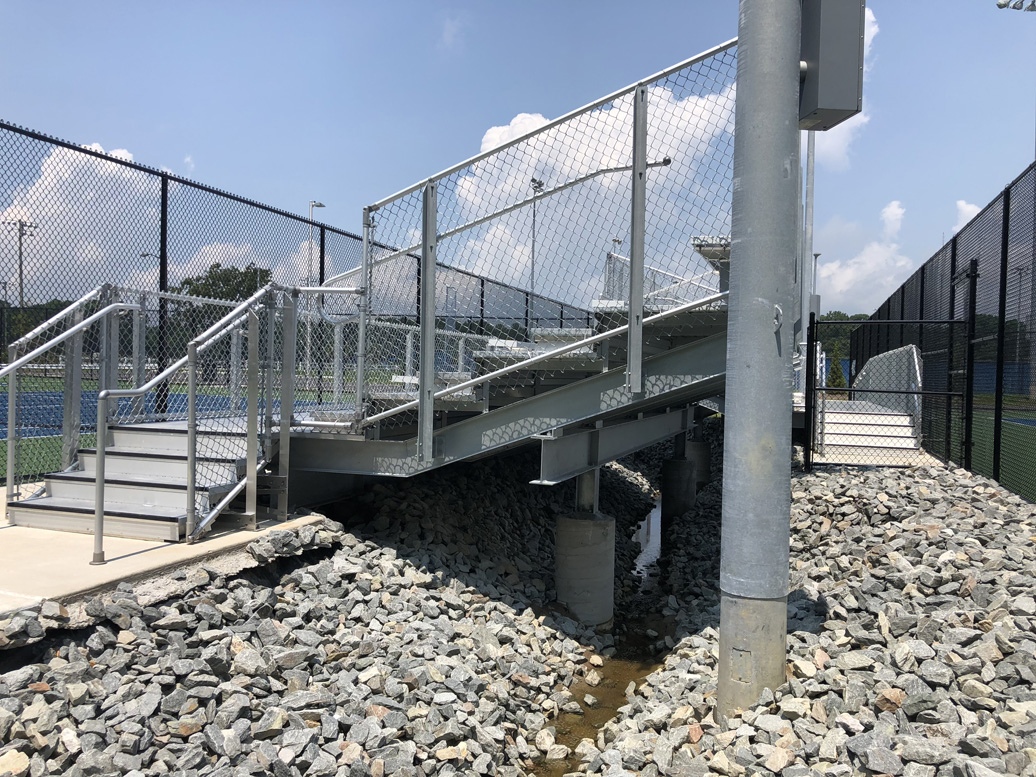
[111,423,248,437]
[10,496,184,521]
[47,471,230,491]
[79,447,239,463]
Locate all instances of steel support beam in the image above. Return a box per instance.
[533,408,694,485]
[290,333,726,477]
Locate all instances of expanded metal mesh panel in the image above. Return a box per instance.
[360,44,737,430]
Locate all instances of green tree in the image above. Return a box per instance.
[817,310,870,363]
[173,262,270,301]
[827,342,847,389]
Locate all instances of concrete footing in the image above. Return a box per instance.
[555,511,615,626]
[716,593,788,718]
[661,458,697,528]
[686,440,712,488]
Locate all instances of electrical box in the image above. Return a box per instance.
[799,0,866,131]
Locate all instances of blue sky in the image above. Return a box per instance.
[1,1,1034,314]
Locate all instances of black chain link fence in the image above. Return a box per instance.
[810,161,1036,501]
[0,119,363,342]
[0,119,364,483]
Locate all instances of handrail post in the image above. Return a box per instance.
[186,342,198,539]
[230,328,243,412]
[278,291,298,518]
[418,182,438,462]
[332,322,344,405]
[245,309,259,529]
[61,306,85,470]
[6,344,18,503]
[355,208,372,421]
[264,293,276,457]
[130,293,146,421]
[405,331,415,379]
[627,84,648,395]
[91,392,107,565]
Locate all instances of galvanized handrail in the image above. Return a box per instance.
[0,301,140,381]
[360,291,728,429]
[93,285,278,562]
[6,284,108,355]
[5,300,141,508]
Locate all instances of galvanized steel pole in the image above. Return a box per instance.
[718,0,801,717]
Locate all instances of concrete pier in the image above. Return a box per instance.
[660,458,697,529]
[555,470,615,626]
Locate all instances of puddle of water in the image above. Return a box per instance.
[633,502,662,585]
[533,504,670,776]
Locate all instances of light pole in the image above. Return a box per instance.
[994,0,1036,157]
[306,201,325,377]
[530,178,545,327]
[2,219,38,308]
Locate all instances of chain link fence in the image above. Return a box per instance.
[326,40,737,442]
[809,161,1036,501]
[0,119,364,482]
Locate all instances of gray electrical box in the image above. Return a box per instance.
[799,0,866,131]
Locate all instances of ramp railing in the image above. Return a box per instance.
[322,39,737,459]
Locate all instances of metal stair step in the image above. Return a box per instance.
[46,471,226,510]
[110,425,248,457]
[78,448,239,484]
[8,496,184,541]
[824,433,919,449]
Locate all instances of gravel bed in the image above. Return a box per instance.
[0,452,654,777]
[581,420,1036,777]
[0,424,1033,777]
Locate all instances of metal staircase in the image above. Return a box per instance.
[1,39,740,556]
[13,422,249,541]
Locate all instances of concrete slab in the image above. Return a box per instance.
[0,491,324,616]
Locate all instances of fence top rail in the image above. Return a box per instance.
[366,38,738,212]
[0,302,140,381]
[0,119,363,239]
[9,285,109,350]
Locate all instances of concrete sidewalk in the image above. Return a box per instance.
[0,507,325,616]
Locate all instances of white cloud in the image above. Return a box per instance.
[438,15,463,51]
[863,8,878,73]
[817,200,914,315]
[814,112,870,172]
[953,199,980,232]
[184,154,195,173]
[881,200,904,241]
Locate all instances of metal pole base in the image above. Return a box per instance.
[717,592,788,720]
[90,553,106,566]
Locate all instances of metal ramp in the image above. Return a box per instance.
[2,40,740,555]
